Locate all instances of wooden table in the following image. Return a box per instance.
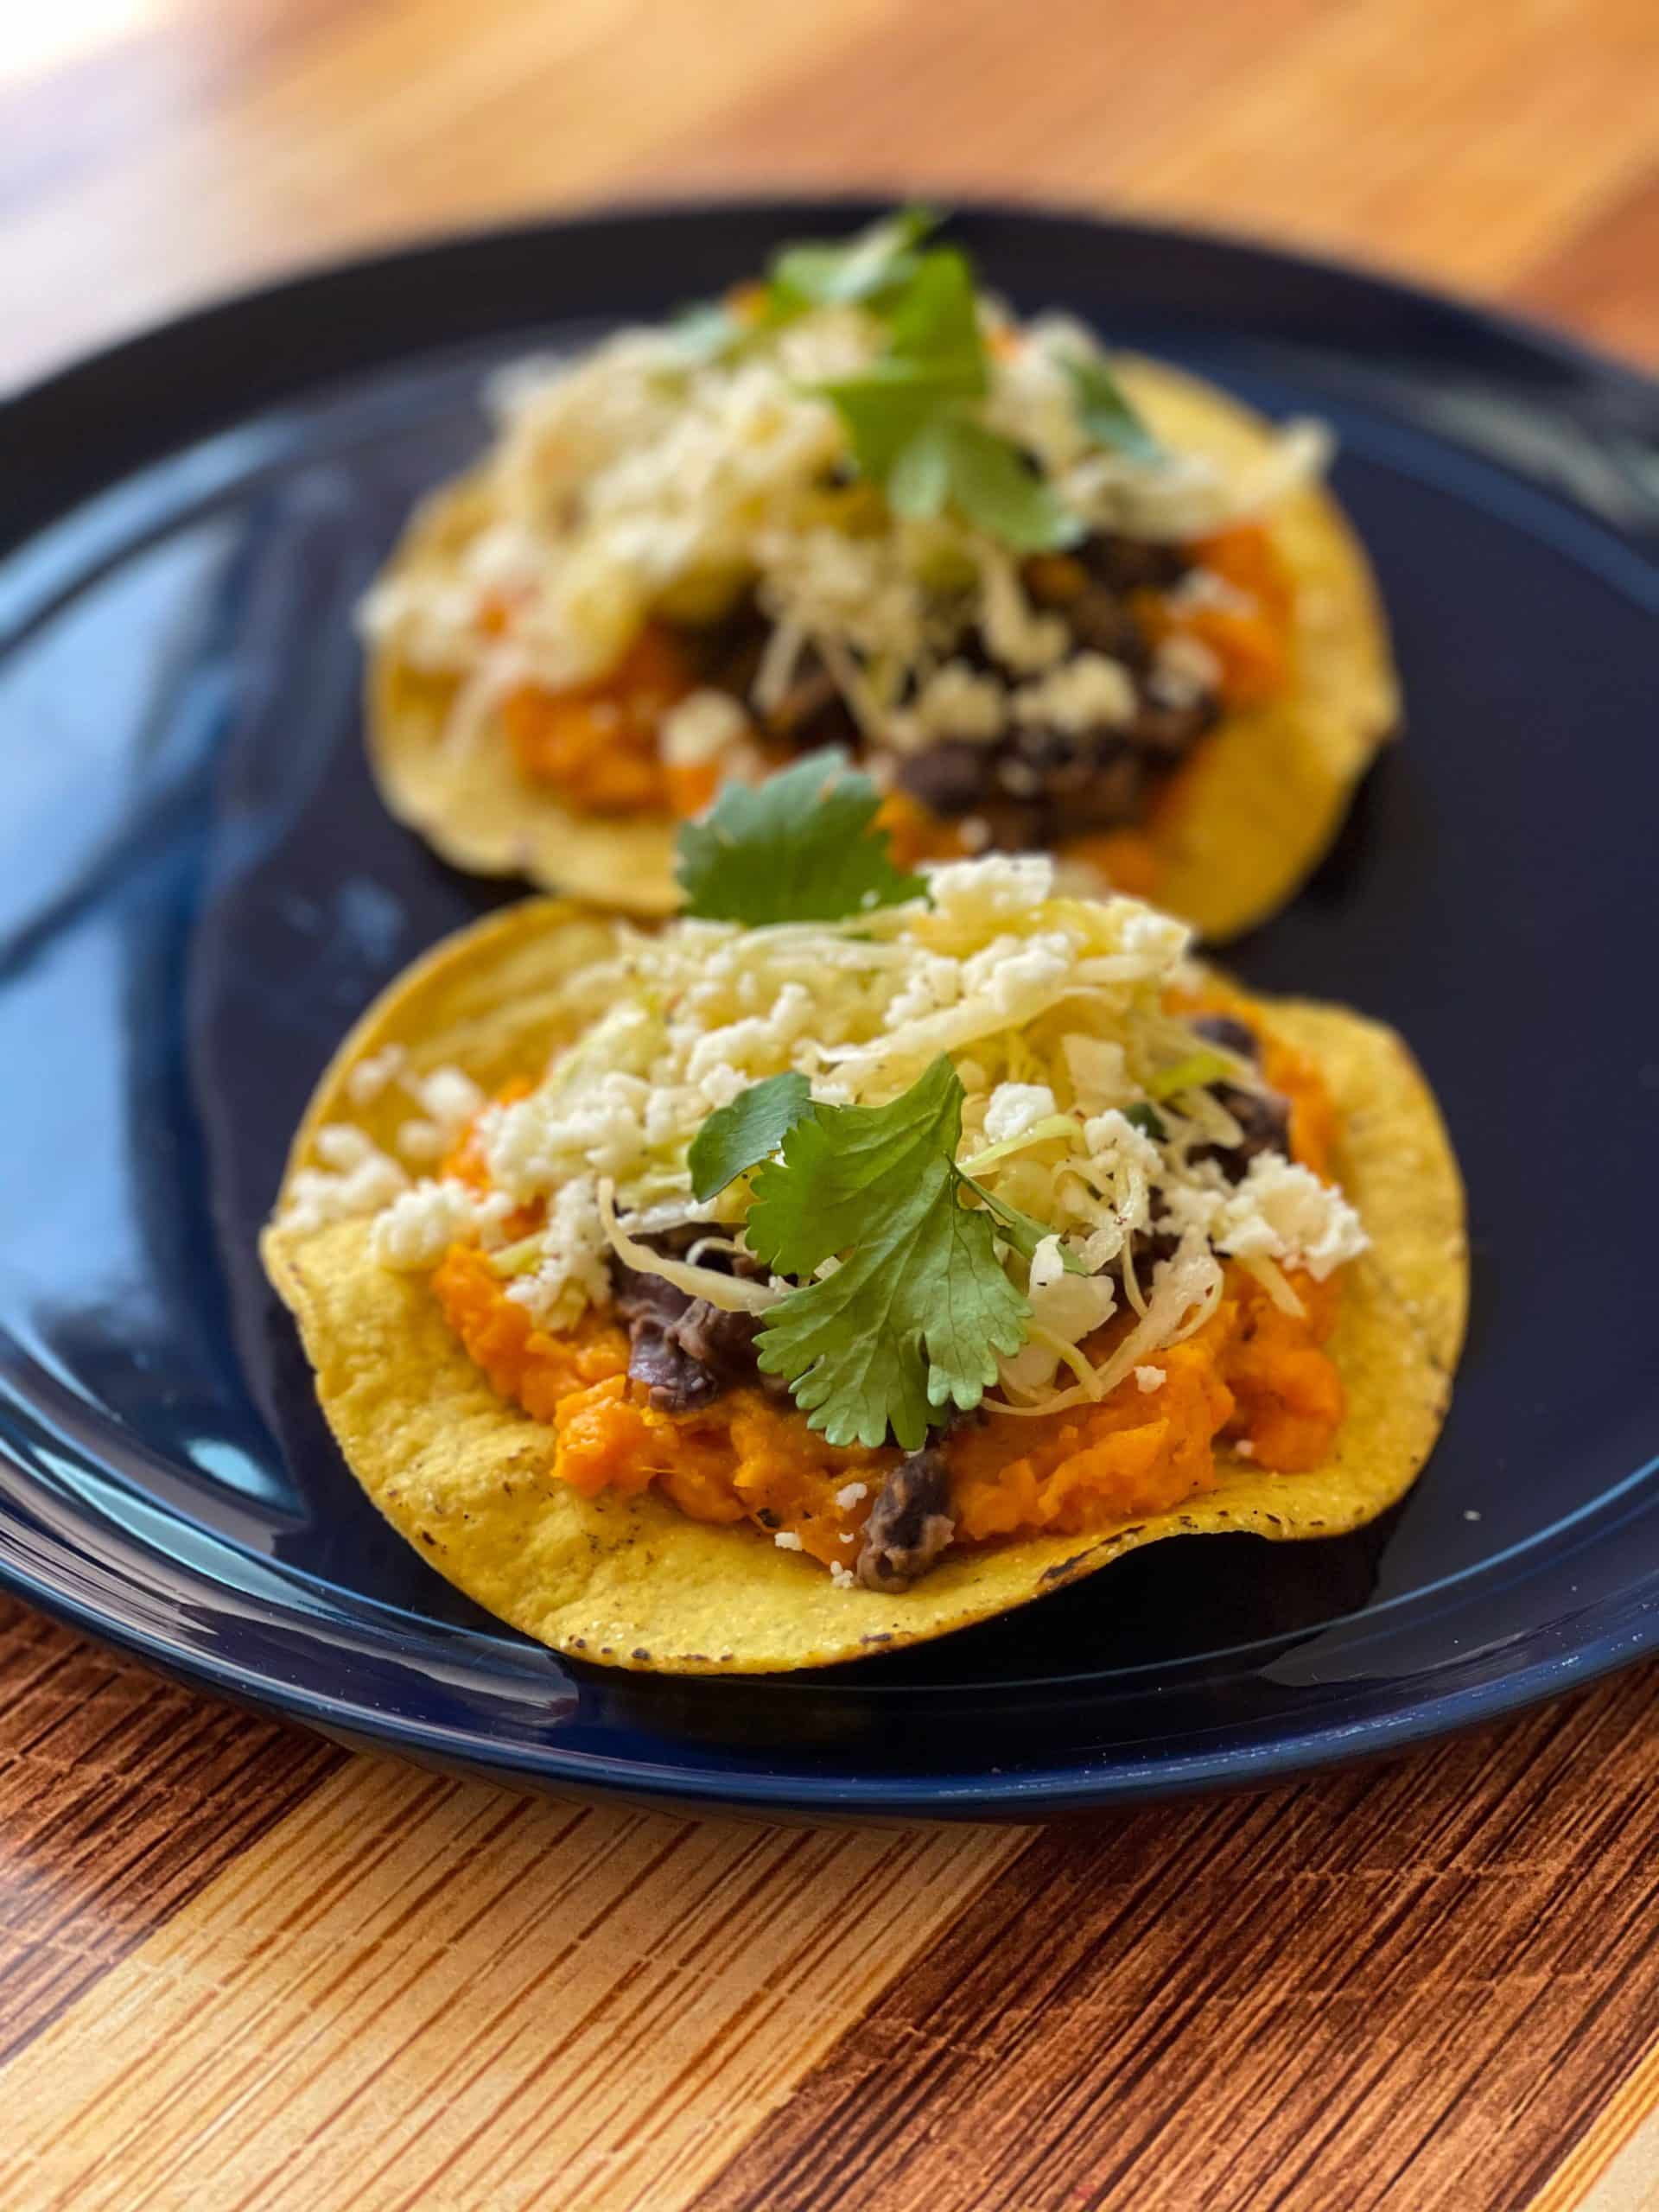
[4,3,1658,2205]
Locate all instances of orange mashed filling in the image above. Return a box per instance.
[492,529,1295,891]
[426,995,1345,1573]
[501,623,709,817]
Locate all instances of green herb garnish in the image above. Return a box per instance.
[743,1056,1030,1449]
[791,220,1082,553]
[766,205,940,318]
[689,1071,814,1201]
[675,748,926,925]
[1123,1101,1167,1141]
[1057,351,1162,465]
[887,416,1082,553]
[665,302,747,366]
[958,1173,1086,1272]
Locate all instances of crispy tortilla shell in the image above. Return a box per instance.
[262,899,1465,1675]
[365,359,1397,937]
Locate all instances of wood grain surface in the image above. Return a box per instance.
[3,2,1658,2208]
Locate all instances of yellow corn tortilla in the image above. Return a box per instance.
[1116,359,1399,939]
[261,897,1465,1675]
[365,358,1398,938]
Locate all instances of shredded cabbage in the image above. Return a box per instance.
[598,1181,779,1314]
[986,1241,1223,1419]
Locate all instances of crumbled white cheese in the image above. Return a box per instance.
[1168,567,1252,616]
[834,1482,868,1510]
[963,931,1075,1020]
[928,852,1055,924]
[830,1561,856,1589]
[505,1177,612,1327]
[773,1529,804,1552]
[983,1083,1058,1146]
[1134,1365,1164,1394]
[982,321,1094,475]
[488,1066,652,1195]
[1212,1155,1369,1281]
[756,526,927,671]
[897,660,1007,748]
[408,1065,486,1140]
[1149,632,1223,708]
[976,543,1069,672]
[999,1250,1117,1394]
[1012,652,1135,734]
[282,1125,409,1235]
[1233,1439,1256,1459]
[659,688,751,768]
[369,1179,508,1270]
[1028,1234,1069,1293]
[346,1043,407,1108]
[1061,1033,1129,1111]
[885,950,963,1028]
[395,1118,446,1163]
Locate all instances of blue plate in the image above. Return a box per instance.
[2,200,1656,1821]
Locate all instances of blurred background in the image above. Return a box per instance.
[5,0,1656,391]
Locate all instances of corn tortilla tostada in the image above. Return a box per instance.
[360,209,1397,942]
[263,768,1463,1674]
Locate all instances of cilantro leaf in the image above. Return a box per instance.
[745,1056,1030,1450]
[767,206,940,318]
[1058,351,1162,464]
[886,418,954,518]
[810,244,1078,551]
[932,419,1083,552]
[814,364,964,480]
[666,302,746,365]
[810,238,988,484]
[688,1072,814,1202]
[674,748,926,925]
[884,249,987,391]
[1122,1101,1167,1141]
[884,416,1080,550]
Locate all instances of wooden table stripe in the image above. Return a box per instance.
[0,1758,1027,2210]
[1527,2030,1659,2212]
[0,1599,339,2065]
[686,1670,1659,2212]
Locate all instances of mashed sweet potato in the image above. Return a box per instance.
[503,624,695,815]
[433,1243,1341,1570]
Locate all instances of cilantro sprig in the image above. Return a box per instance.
[689,1071,815,1200]
[669,207,1157,549]
[741,1056,1031,1450]
[808,235,1082,553]
[1057,350,1163,465]
[766,205,940,318]
[675,749,925,925]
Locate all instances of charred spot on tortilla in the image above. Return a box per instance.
[362,211,1396,943]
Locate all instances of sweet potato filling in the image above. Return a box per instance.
[502,624,697,815]
[1134,524,1296,710]
[433,1245,1340,1569]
